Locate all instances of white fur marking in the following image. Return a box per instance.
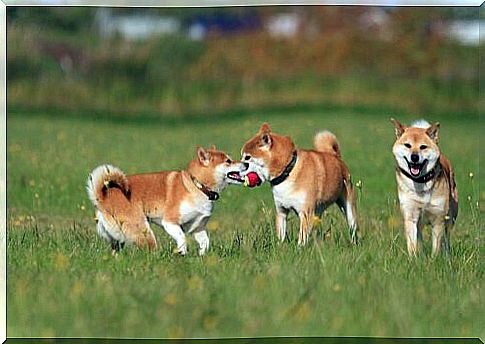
[273,181,307,214]
[411,119,431,129]
[345,200,357,231]
[86,164,126,207]
[161,221,187,255]
[96,211,126,244]
[193,230,210,255]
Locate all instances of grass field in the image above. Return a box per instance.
[6,108,483,339]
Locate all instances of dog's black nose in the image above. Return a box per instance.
[410,154,420,163]
[243,162,249,170]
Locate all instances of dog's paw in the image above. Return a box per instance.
[172,246,187,256]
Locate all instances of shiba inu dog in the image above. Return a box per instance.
[86,146,247,256]
[240,123,359,245]
[391,118,458,256]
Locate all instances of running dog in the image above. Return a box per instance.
[86,146,247,256]
[391,118,458,256]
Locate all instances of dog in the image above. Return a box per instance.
[391,118,458,256]
[240,123,358,246]
[86,146,247,256]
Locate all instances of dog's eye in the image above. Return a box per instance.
[420,145,427,150]
[404,143,412,148]
[226,159,232,164]
[244,155,251,161]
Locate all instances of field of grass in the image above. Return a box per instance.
[6,108,483,339]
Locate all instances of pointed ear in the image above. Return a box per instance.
[260,131,272,147]
[196,146,210,166]
[210,144,216,150]
[390,118,406,138]
[426,122,440,142]
[259,122,271,134]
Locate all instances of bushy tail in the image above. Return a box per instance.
[314,131,340,157]
[86,164,129,208]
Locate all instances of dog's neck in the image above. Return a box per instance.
[270,151,298,186]
[187,173,220,201]
[397,160,441,184]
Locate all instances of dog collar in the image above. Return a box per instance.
[270,151,298,187]
[190,175,219,201]
[398,161,441,184]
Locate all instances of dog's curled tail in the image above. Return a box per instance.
[86,164,129,207]
[314,131,340,157]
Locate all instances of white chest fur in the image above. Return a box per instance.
[179,199,213,232]
[272,181,307,213]
[397,177,447,216]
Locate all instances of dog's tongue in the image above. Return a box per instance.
[410,167,420,176]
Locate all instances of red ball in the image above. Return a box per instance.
[244,172,261,188]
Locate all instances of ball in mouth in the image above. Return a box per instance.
[244,172,261,188]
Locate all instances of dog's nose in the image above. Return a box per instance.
[410,154,420,163]
[243,162,249,170]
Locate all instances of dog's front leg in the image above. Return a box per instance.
[193,229,210,256]
[402,208,420,256]
[297,209,314,246]
[187,216,210,255]
[431,218,445,257]
[161,220,187,255]
[275,206,289,242]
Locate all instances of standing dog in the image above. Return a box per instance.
[391,119,458,256]
[86,146,247,256]
[241,123,358,245]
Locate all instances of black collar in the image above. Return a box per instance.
[398,162,441,184]
[270,151,298,187]
[190,175,219,201]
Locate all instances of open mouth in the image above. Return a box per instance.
[406,159,427,177]
[227,171,244,183]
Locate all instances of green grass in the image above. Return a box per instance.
[7,109,483,338]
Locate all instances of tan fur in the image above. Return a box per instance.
[314,131,341,157]
[241,123,359,245]
[87,147,247,256]
[391,118,458,256]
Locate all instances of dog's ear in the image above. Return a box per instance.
[259,122,271,134]
[260,132,272,148]
[259,123,272,147]
[197,146,211,166]
[210,144,217,150]
[390,118,406,138]
[426,122,440,143]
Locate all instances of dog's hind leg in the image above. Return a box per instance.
[124,218,157,252]
[442,197,457,257]
[96,211,127,255]
[442,223,452,256]
[111,241,125,256]
[337,179,359,244]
